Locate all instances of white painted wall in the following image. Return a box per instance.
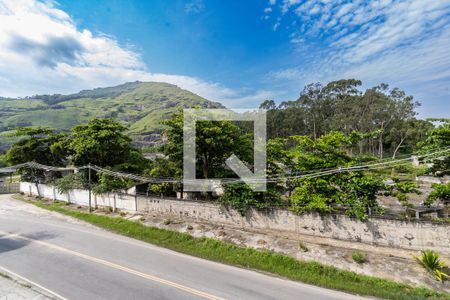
[20,182,136,211]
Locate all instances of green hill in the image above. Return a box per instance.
[0,81,224,150]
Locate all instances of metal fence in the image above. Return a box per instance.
[0,183,20,194]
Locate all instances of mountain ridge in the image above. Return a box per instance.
[0,81,225,149]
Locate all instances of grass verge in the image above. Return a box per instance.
[20,197,450,300]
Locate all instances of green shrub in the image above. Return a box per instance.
[55,172,88,193]
[386,179,421,209]
[219,183,281,216]
[425,183,450,207]
[352,251,367,264]
[92,173,131,194]
[415,250,449,282]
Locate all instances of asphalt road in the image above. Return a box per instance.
[0,194,366,300]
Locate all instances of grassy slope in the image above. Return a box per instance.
[0,81,223,141]
[20,197,450,300]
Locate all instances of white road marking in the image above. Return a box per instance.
[0,265,68,300]
[0,231,225,300]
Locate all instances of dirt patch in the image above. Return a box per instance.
[128,209,450,293]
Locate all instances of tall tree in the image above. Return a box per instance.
[67,118,147,172]
[162,110,253,179]
[5,127,66,166]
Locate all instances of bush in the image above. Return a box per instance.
[415,250,449,281]
[388,180,421,209]
[425,183,450,207]
[290,173,386,221]
[352,251,367,264]
[55,172,88,193]
[92,173,132,194]
[219,183,281,216]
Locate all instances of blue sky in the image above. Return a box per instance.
[0,0,449,117]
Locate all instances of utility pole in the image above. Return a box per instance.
[88,163,92,212]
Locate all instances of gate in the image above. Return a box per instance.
[0,183,20,194]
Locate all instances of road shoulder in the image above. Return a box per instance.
[0,266,64,299]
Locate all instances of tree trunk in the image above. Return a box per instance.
[392,136,406,159]
[378,122,385,159]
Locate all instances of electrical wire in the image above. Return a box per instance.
[1,146,449,185]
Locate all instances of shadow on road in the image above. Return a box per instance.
[0,231,56,254]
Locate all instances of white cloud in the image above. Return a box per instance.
[269,0,450,116]
[184,0,204,14]
[264,7,272,13]
[273,22,280,31]
[0,0,269,108]
[269,68,303,80]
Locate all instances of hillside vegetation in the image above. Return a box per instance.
[0,81,223,149]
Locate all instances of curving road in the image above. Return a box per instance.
[0,194,366,300]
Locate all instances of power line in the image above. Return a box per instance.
[2,146,449,185]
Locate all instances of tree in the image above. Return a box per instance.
[259,79,422,158]
[5,127,67,166]
[418,119,450,176]
[5,127,67,183]
[67,118,147,171]
[147,157,180,196]
[281,132,386,220]
[162,110,253,179]
[386,119,433,158]
[0,155,6,168]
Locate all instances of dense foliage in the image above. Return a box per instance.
[219,183,281,216]
[261,79,428,158]
[418,119,450,176]
[279,132,386,220]
[162,110,253,179]
[7,118,148,192]
[67,118,148,171]
[425,183,450,207]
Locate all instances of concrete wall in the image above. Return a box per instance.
[137,196,450,254]
[20,182,135,210]
[21,182,450,254]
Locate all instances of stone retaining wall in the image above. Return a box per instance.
[21,182,450,255]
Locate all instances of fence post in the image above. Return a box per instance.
[88,164,92,212]
[9,173,12,193]
[135,193,138,211]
